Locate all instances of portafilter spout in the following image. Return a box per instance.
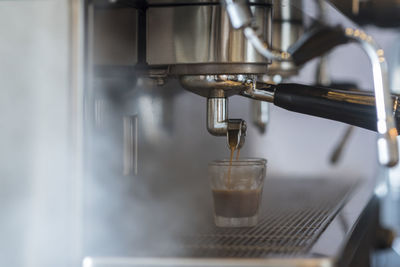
[207,96,246,150]
[181,75,247,150]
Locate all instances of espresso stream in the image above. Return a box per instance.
[226,137,241,189]
[226,148,235,189]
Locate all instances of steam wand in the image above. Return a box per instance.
[180,76,247,150]
[345,28,399,166]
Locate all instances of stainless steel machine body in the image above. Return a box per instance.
[81,1,392,267]
[146,0,272,75]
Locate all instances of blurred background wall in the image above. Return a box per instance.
[0,1,78,267]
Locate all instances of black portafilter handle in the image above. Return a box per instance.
[272,83,400,133]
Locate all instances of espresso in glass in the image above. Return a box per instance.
[209,158,267,227]
[212,188,262,217]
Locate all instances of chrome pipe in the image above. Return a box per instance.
[345,27,399,167]
[222,0,253,29]
[252,100,270,134]
[207,97,228,136]
[222,0,291,62]
[243,27,292,62]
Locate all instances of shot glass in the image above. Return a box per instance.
[209,158,267,227]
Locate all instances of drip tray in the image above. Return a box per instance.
[85,177,372,267]
[180,178,355,257]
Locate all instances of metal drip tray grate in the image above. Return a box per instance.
[181,178,356,257]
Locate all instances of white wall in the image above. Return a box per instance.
[0,1,75,267]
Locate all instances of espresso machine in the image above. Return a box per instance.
[79,1,400,266]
